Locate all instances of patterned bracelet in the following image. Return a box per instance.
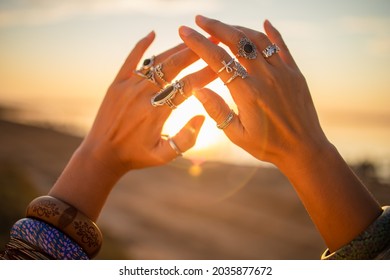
[322,206,390,260]
[10,218,88,259]
[26,196,103,258]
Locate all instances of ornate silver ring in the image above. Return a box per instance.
[262,43,280,58]
[151,80,185,109]
[218,58,248,85]
[141,56,155,71]
[154,63,168,85]
[237,37,257,60]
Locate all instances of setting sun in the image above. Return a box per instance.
[162,95,224,152]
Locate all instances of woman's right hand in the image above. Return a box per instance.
[179,16,331,170]
[179,16,382,253]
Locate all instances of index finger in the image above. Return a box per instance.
[178,25,246,88]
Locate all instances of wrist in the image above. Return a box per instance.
[48,142,124,221]
[275,137,335,177]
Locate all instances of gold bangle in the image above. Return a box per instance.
[25,196,103,258]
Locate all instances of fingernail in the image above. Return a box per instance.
[192,115,206,128]
[264,19,274,29]
[196,14,212,23]
[146,30,155,38]
[179,26,195,37]
[196,15,206,23]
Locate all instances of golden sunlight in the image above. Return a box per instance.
[162,96,223,152]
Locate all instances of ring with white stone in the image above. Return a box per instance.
[262,43,280,58]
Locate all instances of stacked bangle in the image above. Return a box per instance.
[322,206,390,260]
[10,218,88,259]
[25,196,103,258]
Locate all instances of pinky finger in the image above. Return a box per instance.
[263,20,299,69]
[114,31,156,82]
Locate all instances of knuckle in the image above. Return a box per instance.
[211,48,229,64]
[165,55,180,69]
[257,32,271,46]
[181,78,192,95]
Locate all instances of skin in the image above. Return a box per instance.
[49,31,217,221]
[178,15,382,252]
[47,16,382,255]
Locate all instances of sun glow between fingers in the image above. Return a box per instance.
[162,96,224,153]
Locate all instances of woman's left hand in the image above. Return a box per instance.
[82,31,217,176]
[49,31,217,220]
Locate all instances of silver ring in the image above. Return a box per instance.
[134,56,165,87]
[168,137,182,156]
[218,58,248,85]
[237,37,257,60]
[150,80,184,109]
[216,109,234,129]
[162,135,182,156]
[174,80,189,99]
[262,43,280,58]
[140,56,155,71]
[154,63,168,85]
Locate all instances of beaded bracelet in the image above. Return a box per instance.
[26,196,103,258]
[322,206,390,260]
[10,218,89,259]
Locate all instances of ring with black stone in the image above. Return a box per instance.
[151,80,185,109]
[237,37,257,60]
[141,55,155,71]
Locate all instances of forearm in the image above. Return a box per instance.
[48,142,123,222]
[277,141,382,252]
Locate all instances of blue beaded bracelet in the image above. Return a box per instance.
[10,218,89,260]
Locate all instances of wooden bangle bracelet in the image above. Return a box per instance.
[26,196,103,258]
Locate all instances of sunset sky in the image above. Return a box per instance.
[0,0,389,171]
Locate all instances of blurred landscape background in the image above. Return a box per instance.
[1,0,390,259]
[1,117,390,259]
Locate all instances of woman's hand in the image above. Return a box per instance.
[179,16,382,252]
[179,16,329,169]
[82,31,216,175]
[49,31,216,220]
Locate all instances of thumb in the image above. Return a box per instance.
[156,115,205,160]
[171,115,205,153]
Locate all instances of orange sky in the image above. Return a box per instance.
[0,0,389,169]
